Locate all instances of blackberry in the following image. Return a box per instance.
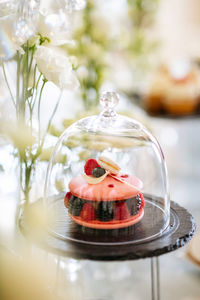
[97,201,114,221]
[68,195,74,213]
[92,167,106,178]
[126,195,141,216]
[136,194,142,210]
[68,196,85,216]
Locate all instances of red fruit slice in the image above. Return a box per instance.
[84,159,100,176]
[114,201,131,220]
[64,192,72,208]
[80,203,96,221]
[139,192,145,208]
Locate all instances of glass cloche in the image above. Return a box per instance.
[44,91,170,246]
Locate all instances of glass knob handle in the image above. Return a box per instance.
[100,91,119,117]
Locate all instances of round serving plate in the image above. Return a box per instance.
[19,197,195,261]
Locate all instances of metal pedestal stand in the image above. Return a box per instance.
[151,257,160,300]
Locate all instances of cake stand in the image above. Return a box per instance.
[19,197,195,300]
[19,92,196,299]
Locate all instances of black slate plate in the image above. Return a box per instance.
[19,197,196,261]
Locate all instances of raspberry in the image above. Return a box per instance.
[114,201,131,220]
[84,159,100,176]
[80,203,96,221]
[64,192,72,208]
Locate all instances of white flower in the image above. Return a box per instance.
[0,3,37,59]
[34,46,79,90]
[77,66,89,80]
[37,11,74,46]
[39,0,86,13]
[0,15,25,60]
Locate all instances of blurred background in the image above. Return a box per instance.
[0,0,200,299]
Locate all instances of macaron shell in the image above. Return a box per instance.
[98,157,120,174]
[69,208,144,229]
[69,174,143,201]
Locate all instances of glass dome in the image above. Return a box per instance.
[44,91,170,246]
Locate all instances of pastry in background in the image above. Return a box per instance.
[144,65,169,114]
[144,67,168,114]
[163,70,199,115]
[144,61,200,116]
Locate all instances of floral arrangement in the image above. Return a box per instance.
[0,0,159,206]
[126,0,159,67]
[118,0,159,91]
[66,0,110,110]
[0,0,86,205]
[65,0,159,107]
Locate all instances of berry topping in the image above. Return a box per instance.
[121,174,128,178]
[92,167,106,178]
[68,197,85,216]
[138,192,145,208]
[80,203,96,221]
[114,201,131,220]
[126,196,141,216]
[64,192,72,208]
[108,184,114,188]
[84,159,100,176]
[97,202,114,222]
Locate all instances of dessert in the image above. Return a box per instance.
[163,72,199,115]
[64,157,145,229]
[145,63,200,116]
[144,66,169,114]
